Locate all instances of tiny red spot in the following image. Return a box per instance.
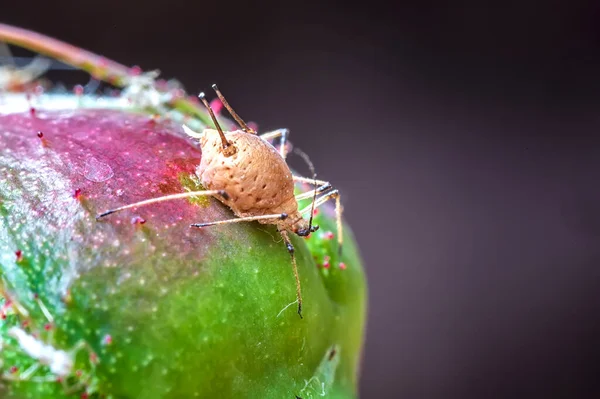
[90,352,99,364]
[103,334,113,345]
[73,84,84,96]
[131,216,146,225]
[22,320,29,328]
[55,377,63,383]
[81,392,89,399]
[37,131,44,138]
[156,79,168,90]
[73,188,82,199]
[15,250,23,262]
[323,256,331,269]
[130,65,142,76]
[324,231,334,240]
[44,323,53,331]
[1,313,6,320]
[75,370,83,378]
[339,262,347,270]
[247,121,259,132]
[313,208,319,216]
[33,293,39,300]
[171,88,185,100]
[9,366,18,374]
[209,98,223,115]
[147,114,160,126]
[29,107,36,116]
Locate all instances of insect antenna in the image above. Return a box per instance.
[293,147,319,234]
[198,92,232,152]
[211,83,256,134]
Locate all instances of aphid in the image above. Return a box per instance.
[96,85,344,318]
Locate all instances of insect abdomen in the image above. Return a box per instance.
[197,131,296,216]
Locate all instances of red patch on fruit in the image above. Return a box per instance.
[1,109,224,268]
[9,366,18,374]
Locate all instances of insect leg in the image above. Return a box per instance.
[260,129,290,158]
[293,176,332,201]
[96,190,226,220]
[190,213,289,228]
[279,230,303,319]
[299,189,344,256]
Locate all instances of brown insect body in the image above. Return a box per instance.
[198,129,309,234]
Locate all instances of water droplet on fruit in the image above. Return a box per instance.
[83,157,114,182]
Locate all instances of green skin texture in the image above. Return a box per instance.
[0,104,367,398]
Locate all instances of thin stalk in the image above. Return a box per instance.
[0,23,212,125]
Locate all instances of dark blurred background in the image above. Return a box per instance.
[3,1,600,397]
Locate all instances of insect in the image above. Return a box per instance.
[96,85,343,318]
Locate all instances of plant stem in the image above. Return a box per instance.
[0,23,212,125]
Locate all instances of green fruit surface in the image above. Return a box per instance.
[0,102,367,399]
